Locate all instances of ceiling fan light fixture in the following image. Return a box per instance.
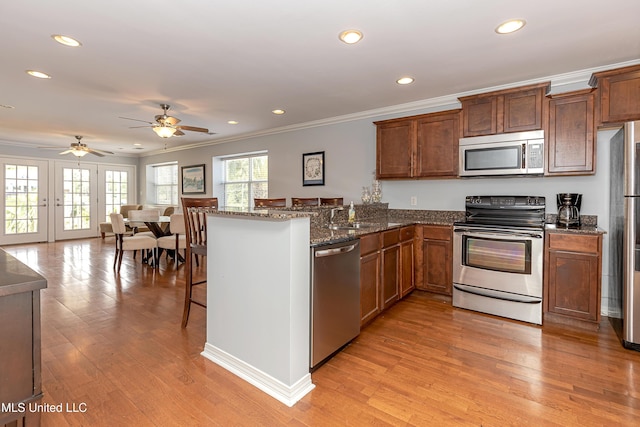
[51,34,82,47]
[71,150,89,157]
[153,126,177,138]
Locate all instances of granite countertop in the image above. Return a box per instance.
[208,206,318,219]
[545,223,607,235]
[310,219,415,246]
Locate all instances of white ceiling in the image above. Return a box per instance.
[1,0,639,156]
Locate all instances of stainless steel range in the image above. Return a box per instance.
[453,195,545,325]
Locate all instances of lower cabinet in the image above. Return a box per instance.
[544,231,603,328]
[399,226,415,298]
[381,228,400,310]
[359,226,415,327]
[417,225,453,296]
[360,233,380,326]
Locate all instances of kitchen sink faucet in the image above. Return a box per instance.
[329,206,344,224]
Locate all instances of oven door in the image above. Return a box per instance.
[453,227,544,298]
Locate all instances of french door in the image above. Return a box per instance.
[0,158,49,245]
[54,162,98,240]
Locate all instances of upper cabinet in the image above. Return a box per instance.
[375,109,460,179]
[459,82,550,137]
[589,64,640,126]
[546,89,596,176]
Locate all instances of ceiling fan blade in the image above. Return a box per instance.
[89,148,114,155]
[119,116,154,125]
[173,130,185,136]
[177,125,209,133]
[38,145,66,149]
[59,149,73,155]
[86,150,105,157]
[129,125,154,129]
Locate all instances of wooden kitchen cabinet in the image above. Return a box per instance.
[375,109,460,179]
[359,232,381,327]
[459,82,550,137]
[418,225,453,296]
[546,89,596,176]
[399,226,415,298]
[589,64,640,125]
[544,231,603,329]
[381,228,400,310]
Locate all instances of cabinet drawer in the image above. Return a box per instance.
[360,233,380,256]
[547,233,599,253]
[400,226,414,241]
[381,229,400,247]
[422,225,451,241]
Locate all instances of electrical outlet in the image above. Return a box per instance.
[410,196,417,206]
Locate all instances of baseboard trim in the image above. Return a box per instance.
[201,342,315,407]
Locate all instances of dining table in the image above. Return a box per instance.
[124,216,183,265]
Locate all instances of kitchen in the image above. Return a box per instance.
[2,2,640,425]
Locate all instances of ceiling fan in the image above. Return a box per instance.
[39,136,114,157]
[120,104,211,138]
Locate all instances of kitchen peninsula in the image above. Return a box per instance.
[203,208,315,407]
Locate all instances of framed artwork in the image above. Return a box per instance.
[181,164,206,194]
[302,151,325,186]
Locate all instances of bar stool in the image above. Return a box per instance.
[181,197,218,327]
[320,197,344,206]
[291,197,319,206]
[254,198,286,207]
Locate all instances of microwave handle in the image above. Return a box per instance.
[522,143,526,169]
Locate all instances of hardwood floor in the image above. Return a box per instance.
[3,238,640,426]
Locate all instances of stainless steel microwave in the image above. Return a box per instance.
[458,130,544,177]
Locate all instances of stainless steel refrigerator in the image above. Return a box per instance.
[609,121,640,351]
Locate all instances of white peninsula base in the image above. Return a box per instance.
[201,213,314,406]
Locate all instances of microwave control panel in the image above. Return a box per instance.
[527,141,544,170]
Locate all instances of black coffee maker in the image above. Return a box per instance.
[556,193,582,228]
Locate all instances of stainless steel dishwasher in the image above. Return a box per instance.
[310,239,361,370]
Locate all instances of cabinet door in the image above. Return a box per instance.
[376,120,414,178]
[381,244,400,309]
[415,111,460,177]
[546,90,595,175]
[422,238,452,295]
[595,66,640,124]
[400,239,414,298]
[461,96,498,137]
[503,88,544,133]
[546,250,600,321]
[360,251,380,326]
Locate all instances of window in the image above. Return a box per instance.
[221,153,268,208]
[149,163,178,205]
[104,170,129,221]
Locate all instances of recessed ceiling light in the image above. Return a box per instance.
[26,70,51,79]
[272,109,286,115]
[495,19,526,34]
[228,120,239,125]
[339,30,363,44]
[396,77,414,85]
[51,34,82,47]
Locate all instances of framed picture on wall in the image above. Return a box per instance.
[302,151,324,186]
[181,164,206,194]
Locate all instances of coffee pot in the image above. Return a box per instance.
[556,193,581,228]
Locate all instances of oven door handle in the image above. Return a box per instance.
[453,227,543,239]
[453,284,542,304]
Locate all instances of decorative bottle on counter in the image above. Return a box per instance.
[348,201,356,224]
[371,180,382,203]
[361,186,371,204]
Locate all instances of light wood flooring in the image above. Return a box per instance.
[3,237,640,426]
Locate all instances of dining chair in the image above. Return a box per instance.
[109,213,158,273]
[181,197,218,327]
[99,204,142,239]
[254,197,286,207]
[320,197,344,206]
[291,197,319,207]
[156,213,187,268]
